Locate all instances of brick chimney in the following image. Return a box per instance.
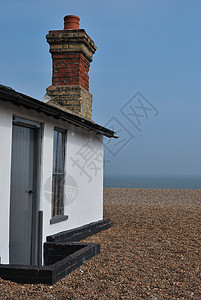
[46,15,97,119]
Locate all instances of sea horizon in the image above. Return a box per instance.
[104,175,201,190]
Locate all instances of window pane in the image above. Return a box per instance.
[52,129,65,217]
[51,174,56,217]
[57,174,64,215]
[53,131,58,173]
[57,131,64,173]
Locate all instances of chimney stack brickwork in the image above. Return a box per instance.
[46,16,97,120]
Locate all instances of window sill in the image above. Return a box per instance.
[50,215,68,225]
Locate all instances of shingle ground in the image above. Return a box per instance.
[0,188,200,299]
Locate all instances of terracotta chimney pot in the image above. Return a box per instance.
[64,15,80,29]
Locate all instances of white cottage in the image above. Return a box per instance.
[0,15,115,267]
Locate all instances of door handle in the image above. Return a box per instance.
[28,190,33,195]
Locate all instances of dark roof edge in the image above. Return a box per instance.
[0,85,116,138]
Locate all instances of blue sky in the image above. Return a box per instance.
[0,0,200,176]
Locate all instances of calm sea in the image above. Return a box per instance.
[104,175,201,190]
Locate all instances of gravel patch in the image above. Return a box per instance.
[104,188,201,207]
[0,188,200,299]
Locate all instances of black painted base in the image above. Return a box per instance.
[0,243,100,285]
[0,219,113,284]
[47,219,113,243]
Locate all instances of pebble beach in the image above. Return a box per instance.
[0,188,200,299]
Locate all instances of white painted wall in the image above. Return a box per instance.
[0,101,104,264]
[40,122,104,242]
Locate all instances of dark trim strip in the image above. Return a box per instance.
[38,211,43,266]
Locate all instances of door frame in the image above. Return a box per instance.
[10,116,42,266]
